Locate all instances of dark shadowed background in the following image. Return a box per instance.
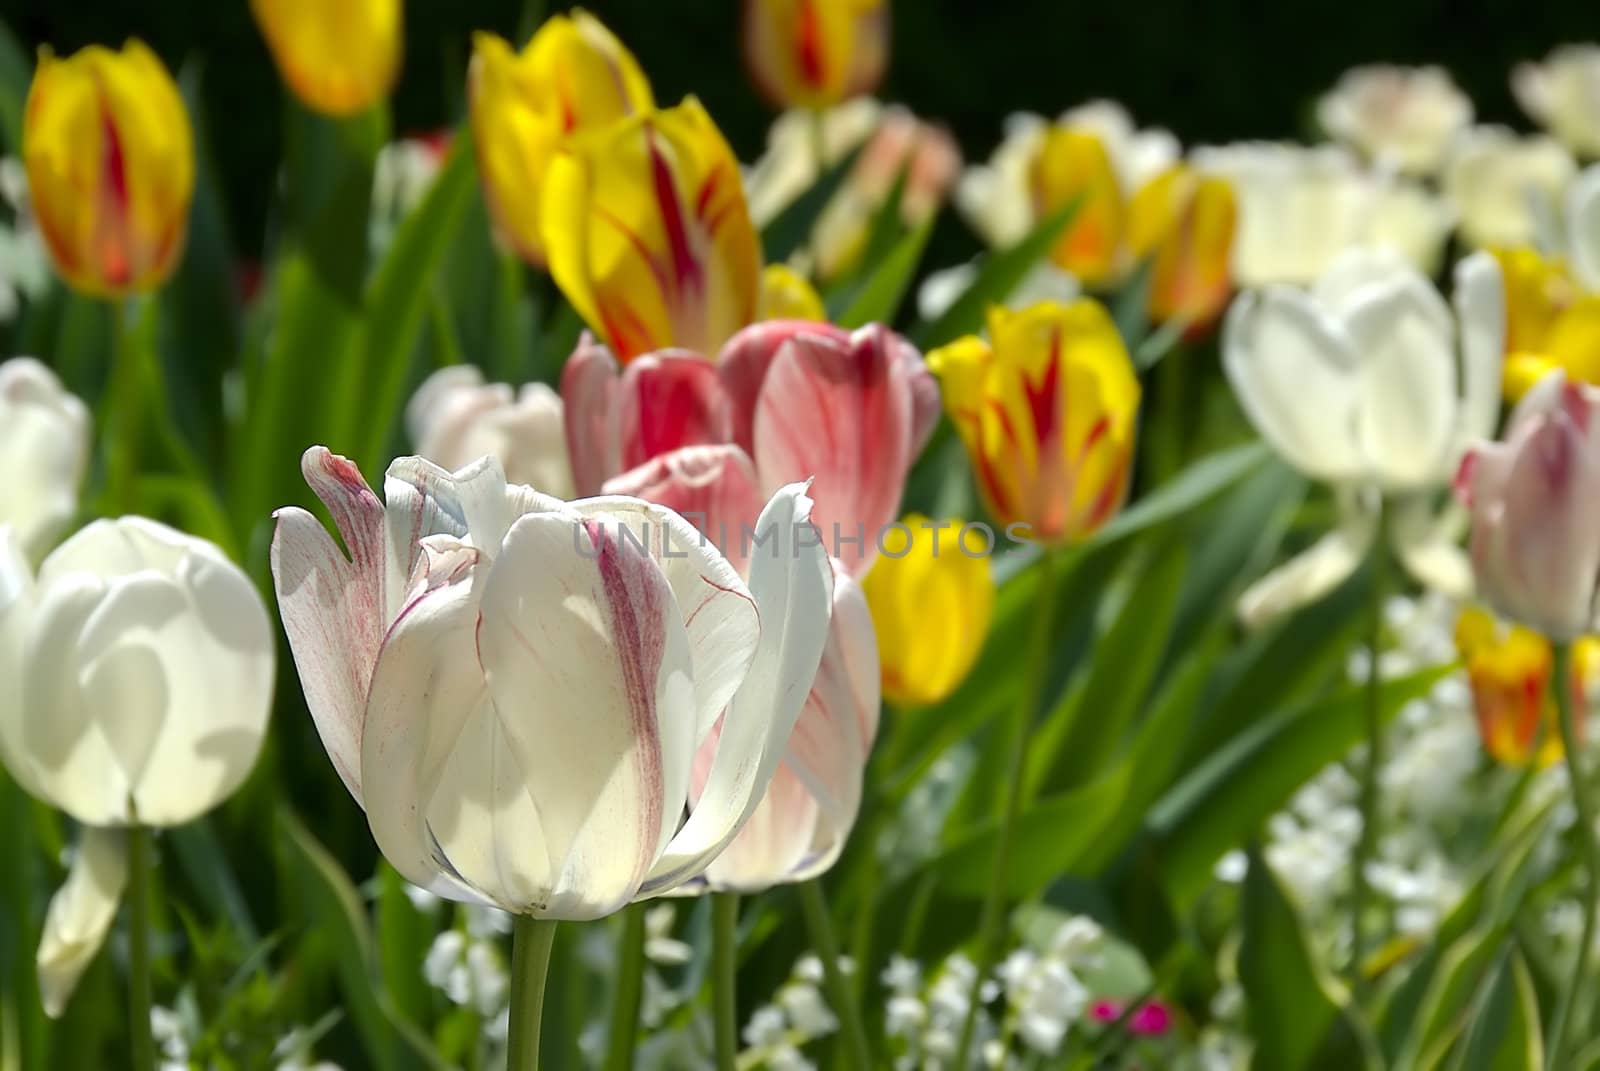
[2,0,1590,265]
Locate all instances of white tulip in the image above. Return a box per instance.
[0,517,274,1015]
[1192,143,1453,286]
[1316,65,1473,176]
[0,358,89,559]
[1513,45,1600,158]
[1223,250,1506,625]
[1442,126,1576,249]
[271,448,833,918]
[406,365,575,499]
[0,518,274,826]
[743,98,885,227]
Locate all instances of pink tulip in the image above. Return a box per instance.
[1457,370,1600,641]
[565,320,938,576]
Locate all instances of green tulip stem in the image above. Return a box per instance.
[506,915,558,1071]
[1349,501,1386,997]
[126,825,155,1071]
[601,906,646,1071]
[798,880,873,1069]
[712,893,740,1071]
[1549,641,1599,1069]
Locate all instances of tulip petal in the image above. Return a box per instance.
[1237,499,1377,628]
[0,529,45,807]
[719,320,852,451]
[702,758,821,890]
[476,511,696,917]
[752,328,914,575]
[1222,287,1362,482]
[1453,251,1508,443]
[568,494,759,745]
[271,448,388,800]
[37,827,127,1018]
[561,335,624,497]
[643,482,833,894]
[0,359,90,558]
[617,353,734,477]
[1347,275,1459,487]
[1569,164,1600,293]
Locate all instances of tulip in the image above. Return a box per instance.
[1454,606,1599,767]
[1442,126,1575,250]
[469,13,653,266]
[542,98,762,362]
[1316,66,1473,176]
[406,365,574,499]
[860,514,994,707]
[1571,165,1600,293]
[0,358,89,559]
[741,0,889,110]
[271,447,833,916]
[958,103,1179,288]
[1514,45,1600,159]
[1125,165,1237,328]
[1224,250,1505,624]
[1490,245,1600,399]
[562,320,938,575]
[23,41,194,297]
[1456,371,1600,641]
[250,0,401,117]
[927,299,1140,546]
[0,518,274,1013]
[1191,143,1453,286]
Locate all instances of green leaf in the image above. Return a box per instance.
[166,821,257,945]
[1239,847,1379,1071]
[1456,951,1544,1071]
[1094,441,1272,545]
[912,199,1080,348]
[1151,664,1452,909]
[925,765,1132,898]
[1030,542,1188,794]
[375,865,432,1031]
[1404,927,1511,1070]
[0,19,29,154]
[829,217,934,329]
[760,144,864,264]
[282,103,386,303]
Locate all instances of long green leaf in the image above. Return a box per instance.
[830,217,934,328]
[347,133,479,474]
[760,144,864,264]
[912,199,1080,348]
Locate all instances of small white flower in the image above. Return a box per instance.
[743,1005,789,1049]
[885,995,927,1038]
[779,982,839,1039]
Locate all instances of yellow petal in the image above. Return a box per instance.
[1028,125,1125,285]
[861,513,995,707]
[250,0,401,117]
[24,41,194,297]
[1128,166,1237,327]
[1542,297,1600,385]
[1491,245,1576,355]
[930,299,1141,544]
[470,15,652,267]
[1457,606,1594,768]
[543,97,761,361]
[758,263,826,321]
[742,0,889,110]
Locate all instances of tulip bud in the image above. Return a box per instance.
[1455,606,1598,767]
[1028,126,1125,286]
[0,358,89,559]
[1457,371,1600,641]
[470,13,653,266]
[741,0,889,110]
[861,514,994,707]
[37,827,127,1018]
[406,366,574,500]
[24,41,194,296]
[928,299,1141,546]
[1126,165,1237,329]
[250,0,401,117]
[543,98,762,362]
[0,518,274,828]
[272,449,833,915]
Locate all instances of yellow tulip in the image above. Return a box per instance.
[742,0,889,110]
[543,97,762,362]
[758,263,826,321]
[1028,125,1125,286]
[470,12,654,266]
[250,0,401,117]
[1455,607,1597,767]
[928,299,1141,545]
[862,514,995,707]
[1489,246,1600,399]
[24,41,193,297]
[1126,165,1238,328]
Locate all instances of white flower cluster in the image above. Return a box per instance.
[879,915,1111,1070]
[0,157,51,322]
[421,905,514,1049]
[739,954,847,1070]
